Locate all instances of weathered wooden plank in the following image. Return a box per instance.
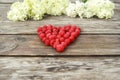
[0,20,120,35]
[0,3,120,34]
[0,0,23,4]
[0,35,120,56]
[0,57,119,80]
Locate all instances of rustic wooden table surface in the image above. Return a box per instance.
[0,0,120,80]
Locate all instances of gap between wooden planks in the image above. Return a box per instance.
[0,35,120,56]
[0,57,119,80]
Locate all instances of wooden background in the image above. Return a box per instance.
[0,0,120,80]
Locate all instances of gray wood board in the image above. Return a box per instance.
[0,35,120,56]
[0,57,120,80]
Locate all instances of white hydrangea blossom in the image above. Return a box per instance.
[40,0,70,16]
[7,2,29,21]
[66,3,77,17]
[85,0,114,19]
[7,0,115,21]
[66,0,115,19]
[75,0,85,18]
[24,0,46,20]
[7,0,69,21]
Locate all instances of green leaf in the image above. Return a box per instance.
[81,0,88,3]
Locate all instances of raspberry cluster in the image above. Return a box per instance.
[37,25,81,52]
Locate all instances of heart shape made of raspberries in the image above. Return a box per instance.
[37,24,81,52]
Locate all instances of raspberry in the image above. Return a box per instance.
[61,42,67,48]
[45,39,50,46]
[60,37,65,42]
[53,41,60,48]
[64,32,70,38]
[60,27,65,31]
[71,32,78,38]
[52,32,58,35]
[43,25,47,29]
[76,30,80,36]
[65,25,71,31]
[50,39,55,46]
[45,30,52,34]
[53,28,58,32]
[42,37,46,42]
[46,33,51,38]
[69,36,75,42]
[59,31,65,36]
[55,39,60,42]
[47,24,53,30]
[39,33,45,38]
[56,44,64,52]
[65,39,71,45]
[49,35,56,40]
[57,35,61,39]
[37,27,42,32]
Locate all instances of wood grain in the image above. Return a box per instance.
[0,35,119,56]
[0,20,120,35]
[0,57,120,80]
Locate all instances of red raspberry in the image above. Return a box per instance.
[60,27,65,31]
[75,28,80,35]
[72,25,77,29]
[43,25,47,28]
[56,44,64,52]
[69,28,75,33]
[55,39,60,42]
[47,24,53,30]
[64,32,70,38]
[65,25,71,31]
[58,26,62,30]
[71,32,78,38]
[57,35,61,39]
[65,39,71,45]
[42,28,46,33]
[60,37,65,42]
[39,33,45,38]
[53,28,58,32]
[38,31,43,35]
[61,42,67,48]
[52,32,58,35]
[46,33,51,38]
[59,31,65,36]
[53,41,60,48]
[49,35,56,40]
[37,27,42,32]
[50,39,55,46]
[45,30,52,34]
[42,37,46,42]
[45,39,50,46]
[69,36,75,42]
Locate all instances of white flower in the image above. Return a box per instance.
[66,3,77,17]
[86,0,115,19]
[40,0,70,16]
[75,0,86,18]
[65,0,115,19]
[7,2,29,21]
[26,0,46,20]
